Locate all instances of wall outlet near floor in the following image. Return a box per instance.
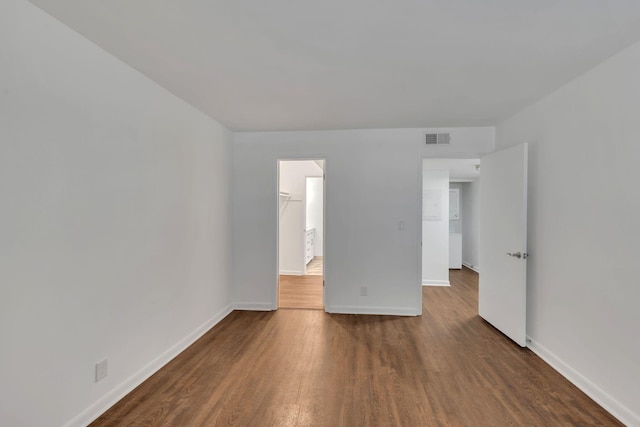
[95,359,108,382]
[360,286,368,296]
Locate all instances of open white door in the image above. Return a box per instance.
[479,143,528,347]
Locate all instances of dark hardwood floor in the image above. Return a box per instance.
[91,268,621,426]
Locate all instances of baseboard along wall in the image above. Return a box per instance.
[422,280,451,287]
[462,262,480,273]
[526,336,639,427]
[64,304,234,427]
[279,270,304,276]
[232,302,274,311]
[326,305,419,316]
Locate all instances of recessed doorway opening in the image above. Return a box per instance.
[278,160,325,310]
[422,158,481,288]
[420,146,529,348]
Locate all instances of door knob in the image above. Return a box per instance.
[507,252,522,258]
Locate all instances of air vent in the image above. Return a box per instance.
[425,133,450,145]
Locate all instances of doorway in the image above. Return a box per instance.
[420,147,529,348]
[421,158,481,287]
[278,160,325,309]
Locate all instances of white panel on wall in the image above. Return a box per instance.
[423,189,442,221]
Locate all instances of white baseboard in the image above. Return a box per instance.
[527,336,639,427]
[64,303,234,427]
[233,302,274,311]
[422,280,450,287]
[326,305,419,316]
[462,262,480,273]
[279,269,304,275]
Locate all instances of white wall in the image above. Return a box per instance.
[278,161,322,274]
[232,127,494,314]
[461,181,481,270]
[0,1,233,426]
[306,177,324,256]
[497,39,640,426]
[280,160,323,199]
[278,199,305,274]
[421,167,450,286]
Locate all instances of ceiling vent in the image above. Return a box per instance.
[425,133,450,145]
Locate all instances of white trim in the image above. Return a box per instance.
[326,305,419,316]
[63,304,233,427]
[233,302,274,311]
[279,269,304,276]
[527,336,639,427]
[422,279,451,287]
[462,262,480,273]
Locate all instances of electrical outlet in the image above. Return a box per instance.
[360,286,368,296]
[95,359,108,382]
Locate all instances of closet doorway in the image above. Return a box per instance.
[278,160,325,309]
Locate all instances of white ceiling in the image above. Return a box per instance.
[28,0,640,132]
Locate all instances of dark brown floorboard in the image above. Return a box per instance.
[91,268,621,426]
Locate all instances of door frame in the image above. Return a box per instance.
[276,157,327,310]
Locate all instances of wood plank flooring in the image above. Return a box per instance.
[305,256,323,275]
[91,267,621,426]
[279,274,323,309]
